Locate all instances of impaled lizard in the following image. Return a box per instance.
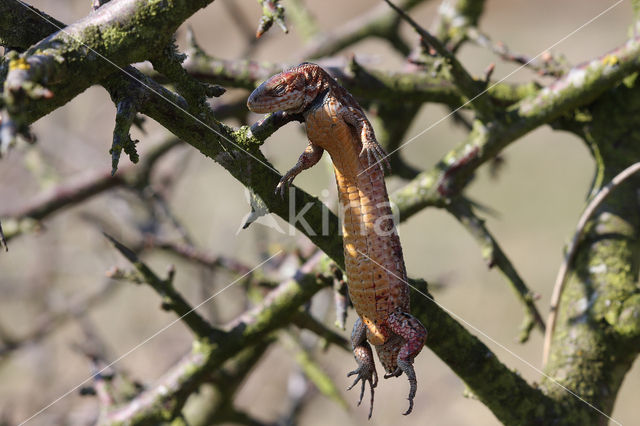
[247,63,427,418]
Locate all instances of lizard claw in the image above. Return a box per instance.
[383,367,402,379]
[347,365,378,419]
[275,173,295,199]
[359,141,391,175]
[397,359,417,416]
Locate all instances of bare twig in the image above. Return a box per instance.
[0,220,7,252]
[383,0,496,120]
[255,0,288,38]
[467,28,567,77]
[291,311,350,351]
[144,236,253,275]
[542,162,640,366]
[104,232,222,340]
[447,198,545,342]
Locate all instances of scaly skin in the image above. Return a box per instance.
[247,63,427,418]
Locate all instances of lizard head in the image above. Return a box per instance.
[247,62,327,114]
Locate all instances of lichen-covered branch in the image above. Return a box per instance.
[543,162,640,365]
[466,27,568,77]
[180,46,536,107]
[102,255,333,424]
[541,78,640,423]
[1,0,215,142]
[393,35,640,219]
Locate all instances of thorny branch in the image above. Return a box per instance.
[104,233,223,340]
[1,0,639,424]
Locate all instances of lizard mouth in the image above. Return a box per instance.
[246,93,271,113]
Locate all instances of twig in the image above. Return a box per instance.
[104,232,222,340]
[0,220,7,251]
[281,332,348,409]
[467,27,567,77]
[447,198,545,342]
[144,236,253,275]
[189,338,275,426]
[542,162,640,366]
[370,101,422,179]
[383,0,496,120]
[298,0,430,59]
[255,0,288,38]
[291,311,350,351]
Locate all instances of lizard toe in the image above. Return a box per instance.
[347,365,377,419]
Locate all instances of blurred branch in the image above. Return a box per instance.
[433,0,486,50]
[286,0,321,42]
[188,338,275,426]
[221,0,259,55]
[143,235,253,275]
[467,28,568,77]
[291,311,350,351]
[0,280,120,361]
[0,138,181,241]
[447,197,545,342]
[370,101,422,179]
[0,220,6,252]
[298,0,430,59]
[104,233,221,340]
[102,254,333,424]
[282,332,348,409]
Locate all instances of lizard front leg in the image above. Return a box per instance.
[347,317,378,419]
[275,141,324,198]
[340,106,391,174]
[387,310,427,416]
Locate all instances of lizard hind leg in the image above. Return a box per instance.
[347,317,378,419]
[387,310,427,416]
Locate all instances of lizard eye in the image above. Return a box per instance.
[272,84,286,96]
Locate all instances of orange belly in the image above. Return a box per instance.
[305,99,408,346]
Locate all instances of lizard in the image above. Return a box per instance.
[247,62,427,418]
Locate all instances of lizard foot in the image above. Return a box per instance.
[359,140,391,175]
[275,172,296,198]
[347,363,378,419]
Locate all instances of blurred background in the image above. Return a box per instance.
[0,0,637,425]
